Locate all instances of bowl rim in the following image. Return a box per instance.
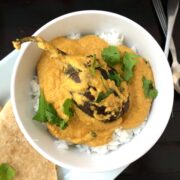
[11,10,174,172]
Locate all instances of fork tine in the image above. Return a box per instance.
[153,0,167,28]
[152,0,167,34]
[152,0,167,35]
[156,0,167,31]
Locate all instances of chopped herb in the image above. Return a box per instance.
[0,163,16,180]
[33,90,47,122]
[89,54,100,75]
[108,71,123,86]
[96,89,114,103]
[59,120,68,130]
[142,76,158,99]
[100,75,108,90]
[62,98,74,118]
[33,90,68,129]
[46,103,57,115]
[45,109,67,129]
[101,46,121,66]
[123,53,138,82]
[90,131,97,138]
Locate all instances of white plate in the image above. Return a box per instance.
[0,50,127,180]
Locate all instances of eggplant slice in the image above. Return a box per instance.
[75,97,129,123]
[71,66,130,123]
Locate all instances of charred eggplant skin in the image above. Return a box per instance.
[83,86,96,101]
[65,64,81,83]
[96,67,108,79]
[65,64,129,122]
[75,97,129,123]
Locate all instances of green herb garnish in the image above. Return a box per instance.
[96,89,114,103]
[33,90,68,130]
[100,75,108,90]
[45,105,67,130]
[89,54,100,75]
[123,53,138,82]
[33,90,47,122]
[0,163,16,180]
[101,46,121,66]
[108,71,123,86]
[62,98,74,118]
[142,76,158,99]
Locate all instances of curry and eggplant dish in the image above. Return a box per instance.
[13,35,157,147]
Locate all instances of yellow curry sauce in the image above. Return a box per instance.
[37,35,154,146]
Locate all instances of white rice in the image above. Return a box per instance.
[96,30,124,46]
[30,31,146,154]
[67,32,81,40]
[29,76,40,112]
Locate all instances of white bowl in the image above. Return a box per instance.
[11,10,174,172]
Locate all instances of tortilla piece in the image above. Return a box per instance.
[0,101,57,180]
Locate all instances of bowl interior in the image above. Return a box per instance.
[11,10,174,172]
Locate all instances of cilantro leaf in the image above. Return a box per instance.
[62,99,74,117]
[142,76,158,99]
[96,89,114,103]
[33,90,68,129]
[108,71,123,86]
[0,163,16,180]
[46,103,57,115]
[59,120,68,130]
[45,111,68,129]
[123,53,138,82]
[33,90,47,122]
[101,46,121,66]
[45,111,59,124]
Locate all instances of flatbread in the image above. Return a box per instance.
[0,101,57,180]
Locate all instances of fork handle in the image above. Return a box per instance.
[164,0,179,57]
[165,14,177,57]
[164,19,174,57]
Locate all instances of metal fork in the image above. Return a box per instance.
[152,0,180,94]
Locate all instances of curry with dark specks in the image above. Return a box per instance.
[36,35,154,146]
